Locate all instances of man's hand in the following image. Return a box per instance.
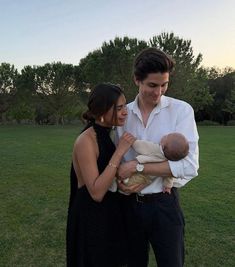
[117,180,147,194]
[117,160,138,180]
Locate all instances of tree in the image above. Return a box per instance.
[0,63,18,123]
[206,69,235,124]
[9,66,37,123]
[79,37,148,101]
[35,62,78,124]
[149,32,213,112]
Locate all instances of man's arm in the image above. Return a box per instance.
[118,102,199,188]
[168,103,199,186]
[118,160,173,180]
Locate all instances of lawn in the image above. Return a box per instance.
[0,125,234,267]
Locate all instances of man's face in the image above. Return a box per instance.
[135,72,169,106]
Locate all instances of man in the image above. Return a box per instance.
[117,48,199,267]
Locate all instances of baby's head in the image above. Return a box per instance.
[160,133,189,161]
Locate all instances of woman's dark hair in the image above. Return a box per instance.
[133,48,175,81]
[82,83,124,123]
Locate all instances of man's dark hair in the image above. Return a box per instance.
[134,48,175,81]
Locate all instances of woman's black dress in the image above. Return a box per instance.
[66,123,127,267]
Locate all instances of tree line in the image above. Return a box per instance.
[0,32,234,125]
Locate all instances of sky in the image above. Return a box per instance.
[1,0,235,71]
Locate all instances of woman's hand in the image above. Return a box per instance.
[116,132,136,156]
[117,160,138,180]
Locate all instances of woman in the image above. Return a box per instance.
[66,83,135,267]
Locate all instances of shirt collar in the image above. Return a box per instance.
[130,95,170,115]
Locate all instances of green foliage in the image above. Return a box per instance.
[7,102,35,122]
[79,32,214,109]
[17,65,37,96]
[0,63,18,122]
[65,101,87,123]
[227,120,235,126]
[149,32,213,111]
[205,69,235,124]
[197,120,220,126]
[150,32,202,69]
[35,62,79,124]
[79,36,148,101]
[0,32,234,124]
[0,125,234,266]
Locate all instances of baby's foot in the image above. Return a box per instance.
[163,187,171,194]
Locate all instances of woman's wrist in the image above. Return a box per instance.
[108,162,118,169]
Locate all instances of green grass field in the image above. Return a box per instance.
[0,125,234,267]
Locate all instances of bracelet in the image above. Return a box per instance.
[108,162,118,169]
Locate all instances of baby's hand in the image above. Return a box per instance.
[163,187,172,194]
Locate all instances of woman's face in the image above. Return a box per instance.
[103,94,128,127]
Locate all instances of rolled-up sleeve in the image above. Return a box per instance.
[169,103,199,187]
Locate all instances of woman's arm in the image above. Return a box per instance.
[74,131,135,202]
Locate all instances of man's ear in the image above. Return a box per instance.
[133,76,140,86]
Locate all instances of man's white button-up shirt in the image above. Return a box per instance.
[116,95,199,194]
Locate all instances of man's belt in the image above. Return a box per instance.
[135,192,163,203]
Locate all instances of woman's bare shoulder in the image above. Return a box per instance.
[73,127,97,154]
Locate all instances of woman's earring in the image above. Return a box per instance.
[100,116,104,123]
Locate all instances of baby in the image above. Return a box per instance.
[123,133,189,193]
